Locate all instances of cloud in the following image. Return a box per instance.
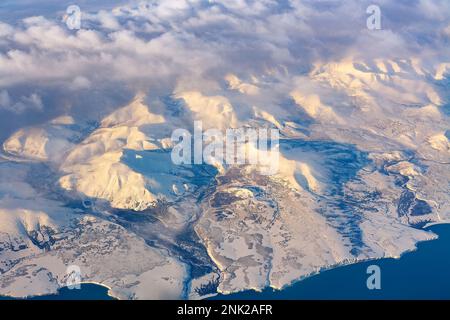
[0,90,11,107]
[0,90,43,114]
[70,76,91,90]
[1,1,448,87]
[0,0,448,142]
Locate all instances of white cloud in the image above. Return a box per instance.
[71,76,91,90]
[0,91,43,114]
[0,0,448,127]
[95,10,121,30]
[0,90,11,107]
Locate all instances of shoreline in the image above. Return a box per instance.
[0,281,118,301]
[211,223,449,299]
[2,223,448,301]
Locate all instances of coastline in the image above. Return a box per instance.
[211,223,449,300]
[1,223,448,300]
[0,281,117,300]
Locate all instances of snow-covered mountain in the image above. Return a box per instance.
[1,56,449,298]
[0,0,449,300]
